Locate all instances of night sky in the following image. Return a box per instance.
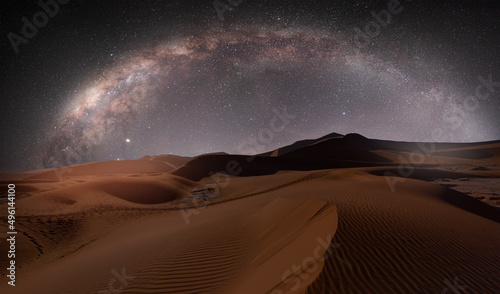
[1,1,499,173]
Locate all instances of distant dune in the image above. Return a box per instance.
[23,154,191,179]
[1,133,499,293]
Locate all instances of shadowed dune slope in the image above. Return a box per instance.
[171,154,398,181]
[172,137,500,182]
[281,134,392,162]
[259,132,344,157]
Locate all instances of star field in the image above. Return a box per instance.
[0,1,499,172]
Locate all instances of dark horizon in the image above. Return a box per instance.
[3,130,500,175]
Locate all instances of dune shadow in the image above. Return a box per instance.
[101,182,182,204]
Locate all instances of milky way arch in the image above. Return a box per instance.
[42,27,478,168]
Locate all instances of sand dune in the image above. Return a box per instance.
[1,133,499,293]
[23,155,190,180]
[303,173,500,293]
[2,196,336,294]
[259,132,343,157]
